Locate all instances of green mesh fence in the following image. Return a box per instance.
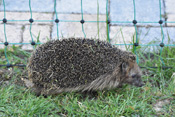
[0,0,175,68]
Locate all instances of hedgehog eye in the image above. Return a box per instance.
[131,74,137,78]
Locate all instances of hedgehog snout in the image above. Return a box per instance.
[133,78,144,87]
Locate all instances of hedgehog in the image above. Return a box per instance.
[27,38,144,96]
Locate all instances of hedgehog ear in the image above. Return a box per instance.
[129,55,136,62]
[121,62,128,73]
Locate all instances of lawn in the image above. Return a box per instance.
[0,44,175,116]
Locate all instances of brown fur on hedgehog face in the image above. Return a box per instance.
[120,57,144,87]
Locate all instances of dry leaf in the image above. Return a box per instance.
[128,106,135,110]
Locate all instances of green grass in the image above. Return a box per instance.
[0,42,175,116]
[0,45,31,66]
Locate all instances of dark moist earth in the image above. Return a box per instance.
[28,38,124,88]
[0,68,27,87]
